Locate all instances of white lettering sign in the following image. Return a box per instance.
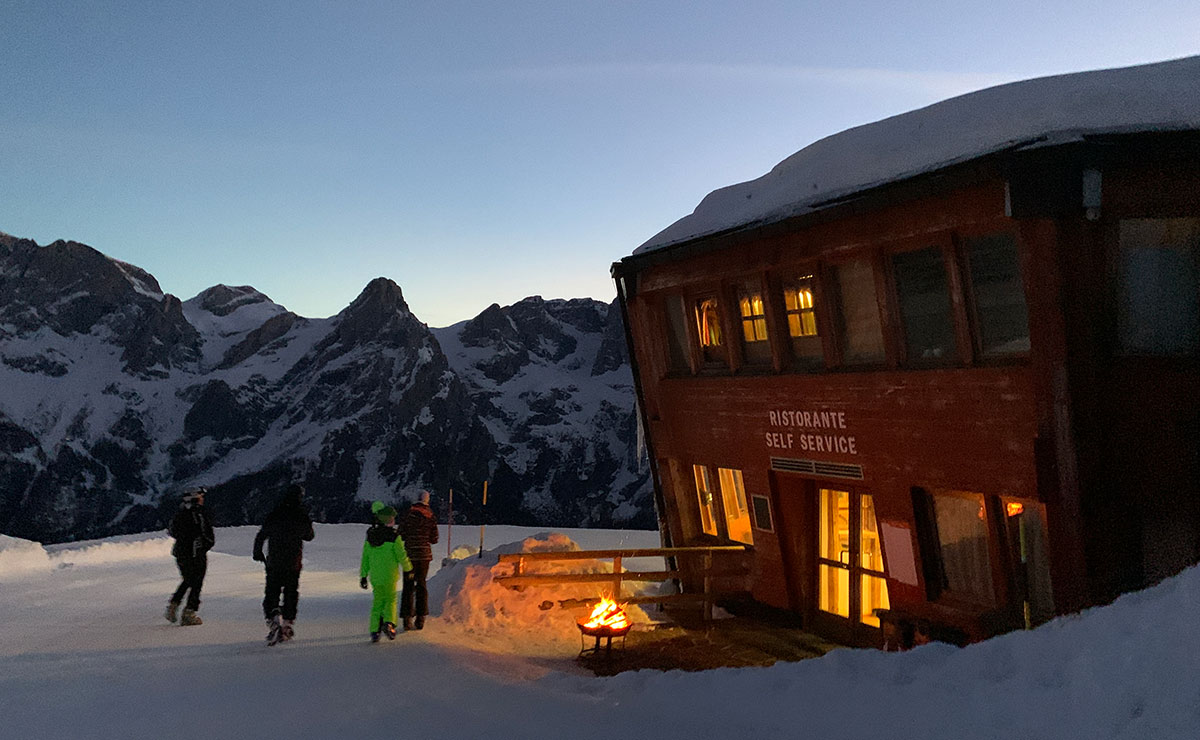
[764,408,858,455]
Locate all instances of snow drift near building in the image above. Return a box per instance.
[430,532,652,646]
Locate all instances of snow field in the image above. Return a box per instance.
[1,524,1198,739]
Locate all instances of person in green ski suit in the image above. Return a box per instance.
[359,501,412,642]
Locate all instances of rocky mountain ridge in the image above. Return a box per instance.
[0,232,652,543]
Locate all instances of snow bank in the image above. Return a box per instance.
[0,535,51,579]
[584,563,1200,738]
[429,532,651,643]
[45,536,173,567]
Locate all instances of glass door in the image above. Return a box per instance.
[818,488,890,628]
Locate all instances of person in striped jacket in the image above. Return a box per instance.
[399,490,440,630]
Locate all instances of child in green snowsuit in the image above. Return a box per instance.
[359,501,413,641]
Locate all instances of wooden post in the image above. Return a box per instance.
[611,555,623,601]
[446,488,453,559]
[702,551,713,622]
[478,480,488,558]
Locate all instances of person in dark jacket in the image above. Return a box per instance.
[252,483,315,641]
[399,490,439,630]
[166,487,215,626]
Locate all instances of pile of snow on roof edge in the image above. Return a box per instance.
[635,55,1200,255]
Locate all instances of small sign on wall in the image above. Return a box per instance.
[880,522,920,586]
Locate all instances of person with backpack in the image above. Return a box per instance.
[359,501,412,642]
[399,490,439,631]
[166,487,215,626]
[252,483,315,645]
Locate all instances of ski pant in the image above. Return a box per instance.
[400,560,431,618]
[263,568,301,621]
[368,578,399,632]
[171,555,206,611]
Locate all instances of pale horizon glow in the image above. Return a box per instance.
[2,1,1198,327]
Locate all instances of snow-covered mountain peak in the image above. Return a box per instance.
[0,233,651,543]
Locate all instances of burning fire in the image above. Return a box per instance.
[583,598,629,630]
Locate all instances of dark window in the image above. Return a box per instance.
[1117,218,1200,356]
[965,233,1030,356]
[664,295,691,372]
[737,280,772,365]
[694,296,726,366]
[831,259,886,365]
[751,494,774,532]
[782,274,823,367]
[893,246,958,363]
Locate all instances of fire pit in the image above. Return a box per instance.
[576,598,632,657]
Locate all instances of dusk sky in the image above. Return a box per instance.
[3,1,1197,327]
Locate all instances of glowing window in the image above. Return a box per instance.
[818,489,890,626]
[783,276,818,337]
[717,468,753,545]
[738,281,771,365]
[693,465,718,536]
[694,297,725,365]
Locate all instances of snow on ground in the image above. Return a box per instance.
[1,524,1197,739]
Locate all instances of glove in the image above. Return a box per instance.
[253,551,265,563]
[360,577,369,590]
[404,570,415,582]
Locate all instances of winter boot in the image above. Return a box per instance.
[165,601,180,623]
[403,617,414,632]
[383,622,397,640]
[180,608,202,626]
[415,616,425,630]
[370,631,381,643]
[266,611,283,646]
[281,619,295,642]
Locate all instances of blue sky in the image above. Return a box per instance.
[2,1,1197,327]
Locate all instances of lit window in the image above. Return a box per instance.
[694,297,725,365]
[817,488,890,626]
[717,468,753,545]
[783,276,818,337]
[783,274,823,366]
[738,281,771,365]
[693,465,718,536]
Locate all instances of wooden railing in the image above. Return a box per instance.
[494,546,749,620]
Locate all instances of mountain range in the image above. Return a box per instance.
[0,232,652,543]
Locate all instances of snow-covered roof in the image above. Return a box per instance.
[635,55,1200,255]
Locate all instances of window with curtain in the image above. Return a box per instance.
[737,281,772,365]
[783,274,823,366]
[831,259,886,365]
[694,296,726,365]
[931,491,994,604]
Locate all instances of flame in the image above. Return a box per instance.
[583,597,629,630]
[1006,502,1025,517]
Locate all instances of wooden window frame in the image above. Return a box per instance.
[770,264,834,372]
[815,487,889,628]
[884,236,969,369]
[733,274,773,371]
[955,226,1032,365]
[824,251,892,370]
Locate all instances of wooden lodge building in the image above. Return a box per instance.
[611,57,1200,647]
